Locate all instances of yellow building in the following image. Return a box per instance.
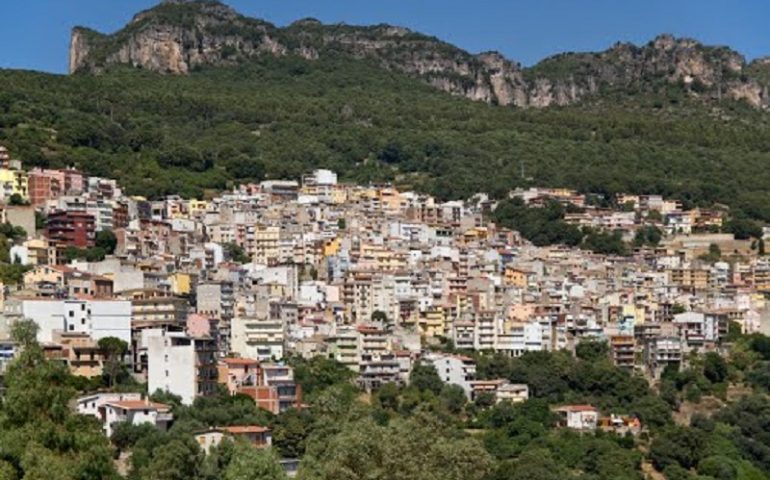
[330,186,347,204]
[188,199,209,217]
[669,268,710,290]
[252,226,280,265]
[0,168,28,201]
[169,272,192,295]
[323,237,341,257]
[504,267,530,288]
[419,307,446,338]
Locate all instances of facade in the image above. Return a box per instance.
[422,352,477,398]
[554,405,599,431]
[46,210,96,249]
[8,298,131,344]
[231,316,285,361]
[147,331,218,405]
[101,399,173,437]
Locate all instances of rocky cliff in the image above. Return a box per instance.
[70,0,770,108]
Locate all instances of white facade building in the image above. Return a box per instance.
[16,299,131,344]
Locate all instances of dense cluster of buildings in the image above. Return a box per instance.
[0,144,768,438]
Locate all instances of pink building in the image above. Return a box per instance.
[218,357,260,394]
[187,313,214,338]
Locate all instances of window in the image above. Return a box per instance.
[69,325,74,331]
[165,370,169,377]
[69,311,74,317]
[81,304,86,311]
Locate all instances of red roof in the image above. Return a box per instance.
[557,404,598,413]
[224,425,270,434]
[106,400,170,411]
[222,357,259,366]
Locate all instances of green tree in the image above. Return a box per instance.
[95,229,118,254]
[98,336,128,387]
[409,361,443,395]
[137,437,202,480]
[371,310,389,324]
[223,442,286,480]
[703,352,728,384]
[223,242,250,264]
[272,408,314,458]
[439,384,467,414]
[575,339,609,362]
[650,426,705,470]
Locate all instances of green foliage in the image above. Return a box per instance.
[95,229,118,254]
[650,425,706,470]
[409,361,444,395]
[575,339,609,361]
[136,436,203,480]
[632,225,662,247]
[724,217,763,240]
[4,54,770,219]
[64,245,108,262]
[290,356,355,399]
[222,242,250,264]
[474,350,671,428]
[703,351,729,384]
[272,408,314,458]
[493,198,582,247]
[0,222,29,283]
[699,242,722,263]
[581,228,629,256]
[170,390,274,433]
[97,336,129,387]
[0,319,117,480]
[300,414,493,480]
[370,310,388,324]
[222,442,286,480]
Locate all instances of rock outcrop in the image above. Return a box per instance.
[70,0,770,109]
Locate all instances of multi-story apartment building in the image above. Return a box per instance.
[147,330,218,405]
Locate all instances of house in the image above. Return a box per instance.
[470,379,529,404]
[495,383,530,404]
[5,298,132,344]
[194,425,272,454]
[147,331,218,405]
[45,210,96,249]
[218,357,260,394]
[101,398,173,437]
[554,405,599,431]
[238,363,303,414]
[421,352,476,398]
[75,392,143,418]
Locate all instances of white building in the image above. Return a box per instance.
[422,352,477,398]
[101,399,173,437]
[231,316,285,361]
[13,299,131,344]
[75,392,143,418]
[555,405,599,431]
[147,331,218,405]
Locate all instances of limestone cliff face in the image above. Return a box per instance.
[69,1,770,109]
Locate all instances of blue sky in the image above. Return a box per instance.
[1,0,769,74]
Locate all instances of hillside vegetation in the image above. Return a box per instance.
[3,57,770,221]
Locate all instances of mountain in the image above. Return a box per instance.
[2,0,770,224]
[70,0,770,108]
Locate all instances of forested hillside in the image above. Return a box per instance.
[3,55,770,221]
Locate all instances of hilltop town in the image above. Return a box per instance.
[1,142,770,477]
